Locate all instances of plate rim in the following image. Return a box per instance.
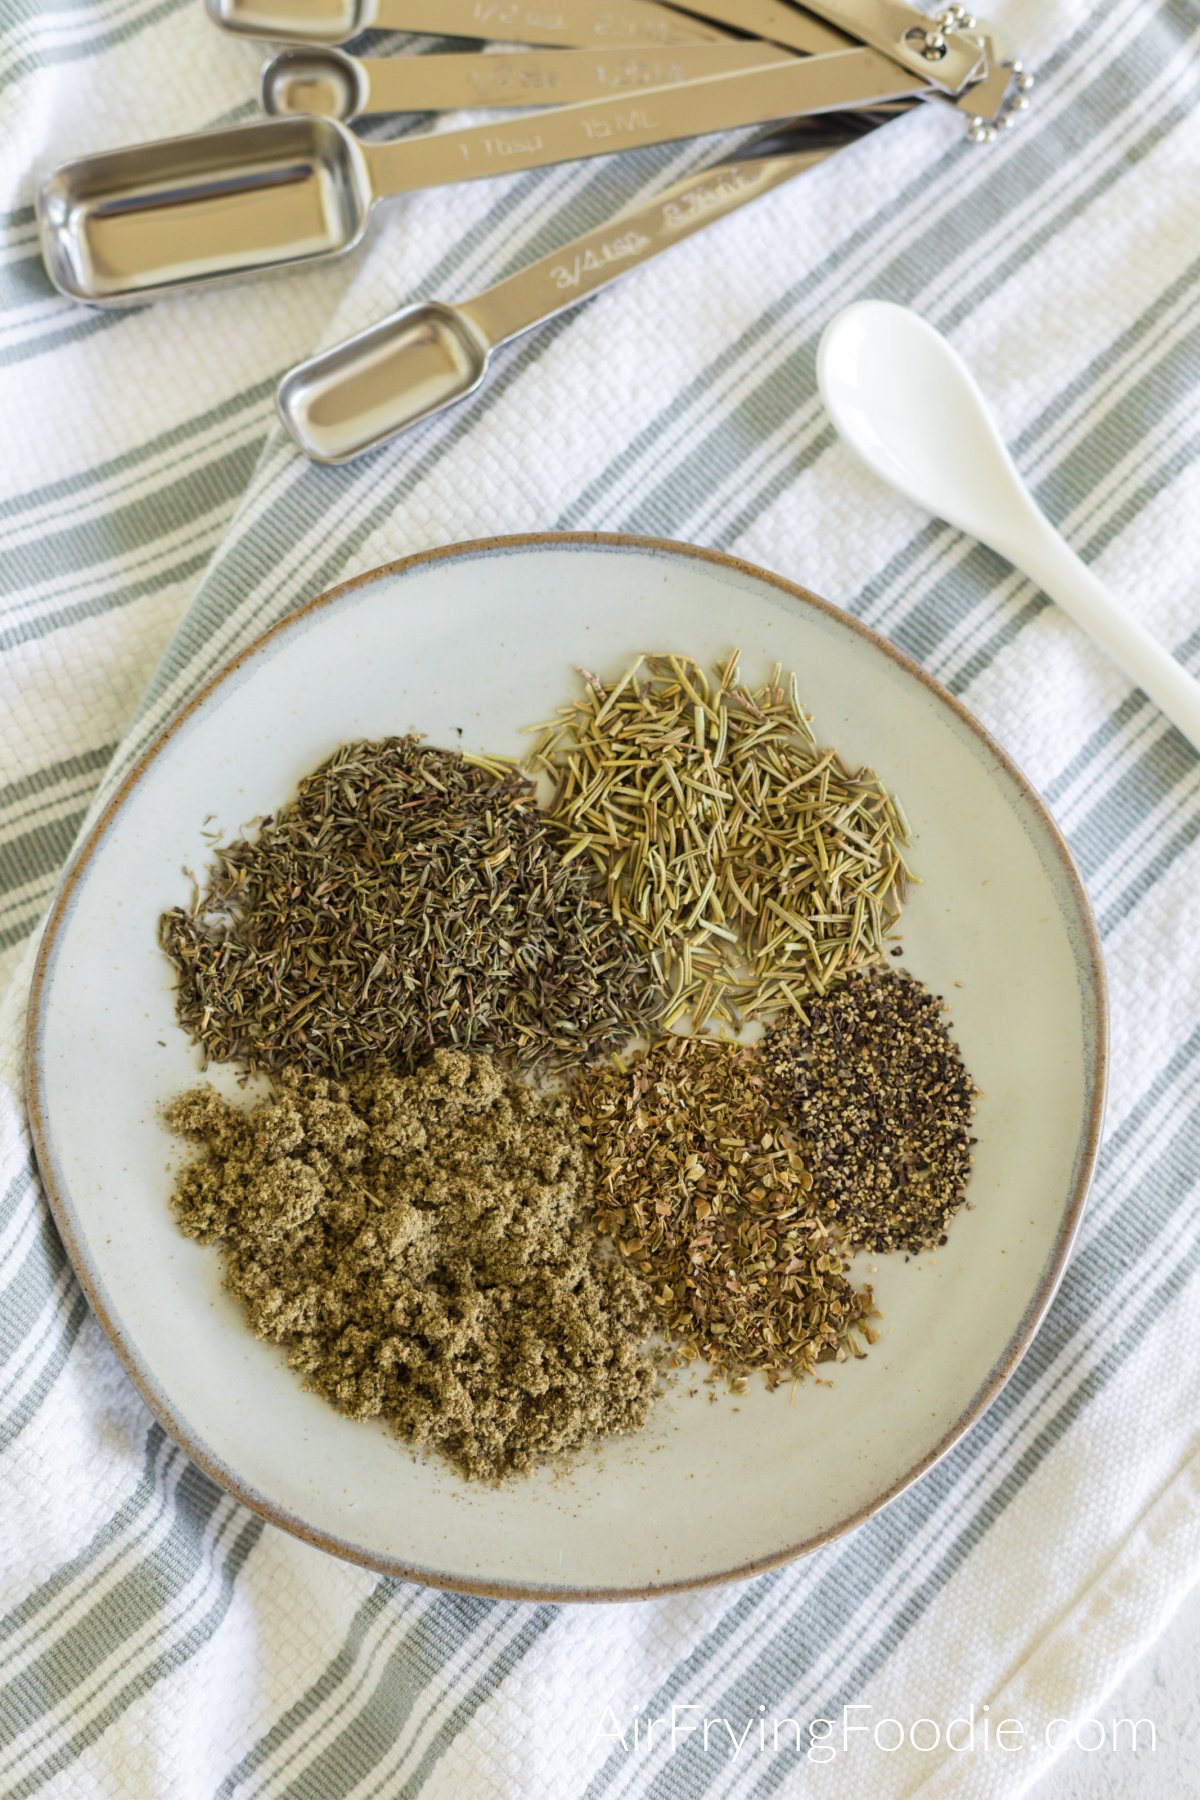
[25,530,1109,1603]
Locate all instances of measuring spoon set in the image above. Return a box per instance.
[37,0,1033,462]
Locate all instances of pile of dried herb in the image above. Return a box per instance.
[763,968,978,1254]
[573,1035,876,1389]
[527,653,912,1030]
[160,736,661,1081]
[167,1049,659,1481]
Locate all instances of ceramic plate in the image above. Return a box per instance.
[28,534,1107,1600]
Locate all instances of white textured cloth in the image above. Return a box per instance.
[1,0,1198,1795]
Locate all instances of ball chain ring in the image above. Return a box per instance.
[927,3,1037,142]
[967,61,1036,141]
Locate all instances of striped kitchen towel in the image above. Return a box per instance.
[1,0,1198,1794]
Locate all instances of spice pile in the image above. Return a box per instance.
[528,653,911,1029]
[763,969,978,1254]
[159,648,982,1479]
[160,736,661,1081]
[574,1036,877,1388]
[167,1049,657,1480]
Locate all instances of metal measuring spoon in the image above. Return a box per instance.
[278,112,889,463]
[818,302,1200,752]
[38,48,924,306]
[205,0,726,49]
[259,41,794,123]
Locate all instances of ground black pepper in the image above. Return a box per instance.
[762,968,978,1254]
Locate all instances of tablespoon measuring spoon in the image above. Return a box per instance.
[261,41,793,122]
[206,0,726,48]
[39,47,924,306]
[279,112,888,462]
[818,301,1200,752]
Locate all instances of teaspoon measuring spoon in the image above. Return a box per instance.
[206,0,726,47]
[260,40,794,122]
[818,301,1200,752]
[39,48,925,306]
[278,112,888,462]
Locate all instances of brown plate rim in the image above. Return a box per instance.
[25,530,1109,1603]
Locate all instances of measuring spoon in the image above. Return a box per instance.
[206,0,726,48]
[818,301,1200,752]
[278,112,888,462]
[39,47,925,306]
[260,41,794,122]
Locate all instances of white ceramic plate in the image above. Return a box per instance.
[28,535,1106,1600]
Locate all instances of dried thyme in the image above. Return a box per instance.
[763,968,978,1254]
[160,736,661,1080]
[166,1049,660,1481]
[526,653,912,1029]
[573,1036,876,1388]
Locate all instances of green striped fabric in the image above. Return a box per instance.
[1,1,1198,1793]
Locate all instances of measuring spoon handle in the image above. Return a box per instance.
[370,0,727,46]
[364,48,925,196]
[682,0,983,89]
[354,41,792,118]
[460,116,878,349]
[666,0,853,55]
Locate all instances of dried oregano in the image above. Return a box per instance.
[526,652,912,1030]
[573,1035,877,1388]
[159,736,661,1081]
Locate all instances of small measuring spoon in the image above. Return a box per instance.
[278,112,887,462]
[205,0,727,48]
[818,301,1200,752]
[39,47,924,306]
[260,41,793,123]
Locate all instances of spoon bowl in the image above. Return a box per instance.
[206,0,364,43]
[260,47,366,122]
[278,302,491,461]
[817,300,1200,753]
[818,299,1037,559]
[38,117,372,304]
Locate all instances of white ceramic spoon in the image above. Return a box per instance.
[817,300,1200,753]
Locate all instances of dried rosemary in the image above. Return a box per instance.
[762,968,978,1254]
[166,1050,660,1481]
[526,653,912,1029]
[159,736,661,1081]
[573,1036,876,1388]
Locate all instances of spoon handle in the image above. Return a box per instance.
[351,41,792,118]
[1015,523,1200,753]
[460,121,868,348]
[645,0,852,54]
[365,48,925,196]
[371,0,726,46]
